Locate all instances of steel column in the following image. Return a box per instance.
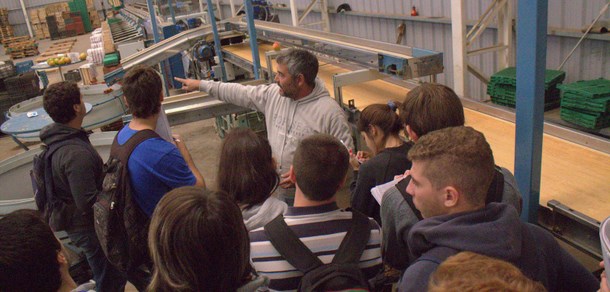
[244,0,261,79]
[515,0,548,223]
[147,0,170,97]
[206,0,227,81]
[290,0,299,26]
[168,0,176,24]
[451,0,467,97]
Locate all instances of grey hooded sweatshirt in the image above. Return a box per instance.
[199,78,353,183]
[398,203,599,292]
[242,196,287,231]
[39,123,104,232]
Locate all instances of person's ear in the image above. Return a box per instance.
[369,125,378,137]
[443,186,460,208]
[73,103,81,114]
[406,125,419,141]
[297,73,306,87]
[159,92,164,102]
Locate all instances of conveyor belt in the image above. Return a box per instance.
[224,43,610,222]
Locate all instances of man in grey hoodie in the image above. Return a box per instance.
[176,49,353,204]
[39,81,126,291]
[398,126,598,292]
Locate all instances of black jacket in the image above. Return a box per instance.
[350,143,412,224]
[39,123,103,232]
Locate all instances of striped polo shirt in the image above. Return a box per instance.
[249,202,383,291]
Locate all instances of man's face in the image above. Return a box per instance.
[274,63,299,99]
[406,160,447,218]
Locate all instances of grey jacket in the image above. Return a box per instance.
[39,123,103,232]
[381,166,522,270]
[399,203,598,292]
[199,78,354,178]
[242,196,288,231]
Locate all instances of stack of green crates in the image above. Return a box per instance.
[68,0,92,33]
[558,78,610,129]
[487,67,565,111]
[103,53,120,67]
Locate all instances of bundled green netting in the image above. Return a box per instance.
[487,67,565,111]
[558,78,610,129]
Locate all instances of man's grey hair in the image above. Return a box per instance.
[276,49,319,87]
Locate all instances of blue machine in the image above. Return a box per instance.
[238,0,274,21]
[161,24,186,89]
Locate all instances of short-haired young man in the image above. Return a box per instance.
[119,65,204,218]
[0,210,94,291]
[381,83,523,270]
[176,49,353,204]
[40,81,126,291]
[398,126,598,291]
[249,134,382,290]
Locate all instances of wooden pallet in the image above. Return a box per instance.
[35,38,77,62]
[2,36,30,46]
[36,49,72,62]
[51,38,76,45]
[10,49,39,59]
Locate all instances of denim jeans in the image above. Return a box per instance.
[68,230,127,292]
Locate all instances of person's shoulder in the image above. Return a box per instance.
[346,209,381,231]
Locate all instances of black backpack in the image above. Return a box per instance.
[31,139,88,222]
[93,129,158,273]
[264,211,372,292]
[397,165,505,220]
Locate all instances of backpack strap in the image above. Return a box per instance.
[413,246,458,266]
[264,215,324,273]
[111,129,160,164]
[485,166,505,205]
[396,176,423,221]
[332,210,371,264]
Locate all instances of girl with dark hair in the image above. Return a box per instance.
[350,102,412,224]
[218,128,287,231]
[148,187,269,291]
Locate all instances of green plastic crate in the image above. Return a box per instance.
[561,95,610,114]
[489,67,566,89]
[560,108,610,129]
[103,53,120,67]
[490,96,560,111]
[558,78,610,99]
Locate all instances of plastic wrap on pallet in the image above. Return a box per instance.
[87,47,104,65]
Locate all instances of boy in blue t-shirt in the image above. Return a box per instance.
[119,65,205,216]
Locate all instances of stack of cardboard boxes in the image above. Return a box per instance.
[44,3,70,40]
[30,8,50,39]
[86,0,101,29]
[0,8,14,44]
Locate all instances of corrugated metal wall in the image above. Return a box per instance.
[2,0,103,37]
[219,0,609,100]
